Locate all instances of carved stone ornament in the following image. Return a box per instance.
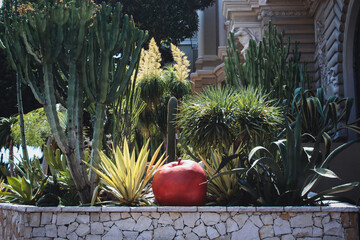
[232,27,260,57]
[260,9,308,18]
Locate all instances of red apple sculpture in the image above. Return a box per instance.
[152,159,207,206]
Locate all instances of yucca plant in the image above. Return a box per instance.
[170,43,191,82]
[137,42,192,149]
[137,37,164,106]
[85,139,166,205]
[178,86,282,156]
[161,66,192,100]
[137,37,163,81]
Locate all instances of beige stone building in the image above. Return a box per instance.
[192,0,360,122]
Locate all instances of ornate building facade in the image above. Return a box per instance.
[192,0,360,121]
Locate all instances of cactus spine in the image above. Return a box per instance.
[166,97,178,162]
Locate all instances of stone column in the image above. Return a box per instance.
[197,10,205,61]
[218,0,227,60]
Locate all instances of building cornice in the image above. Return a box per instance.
[222,0,260,19]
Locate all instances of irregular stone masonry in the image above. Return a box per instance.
[0,204,358,239]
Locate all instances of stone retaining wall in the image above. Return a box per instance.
[0,203,358,240]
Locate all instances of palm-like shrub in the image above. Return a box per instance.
[86,139,166,205]
[177,86,282,156]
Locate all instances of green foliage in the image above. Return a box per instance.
[225,22,306,103]
[0,157,11,180]
[42,144,80,205]
[0,175,47,205]
[177,86,282,156]
[11,108,53,148]
[85,139,166,205]
[0,155,48,205]
[289,87,360,140]
[211,113,360,206]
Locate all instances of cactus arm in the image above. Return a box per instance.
[81,30,97,103]
[66,60,78,149]
[108,17,131,97]
[24,57,45,104]
[72,68,87,183]
[108,4,121,51]
[81,52,96,103]
[42,63,69,154]
[21,31,42,64]
[109,30,148,103]
[16,73,30,164]
[74,84,87,181]
[53,63,69,96]
[75,2,94,59]
[167,97,178,162]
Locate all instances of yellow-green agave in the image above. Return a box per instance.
[86,139,166,205]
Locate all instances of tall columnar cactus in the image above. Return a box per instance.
[166,97,178,162]
[81,3,148,191]
[0,0,147,203]
[0,0,96,203]
[225,22,304,103]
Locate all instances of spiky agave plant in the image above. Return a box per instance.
[200,145,245,205]
[211,114,360,206]
[85,139,166,205]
